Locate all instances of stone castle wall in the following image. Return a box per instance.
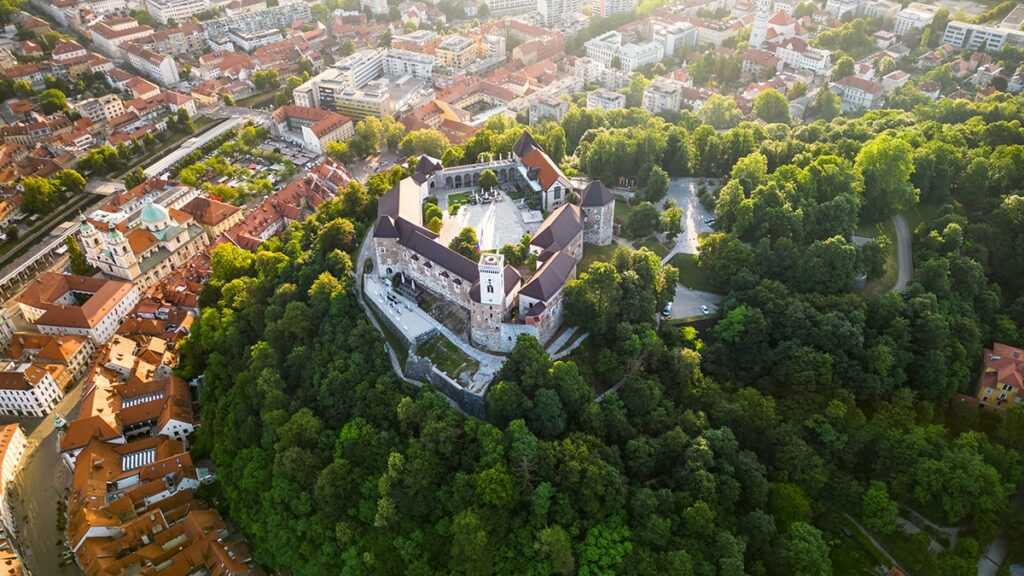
[375,237,474,309]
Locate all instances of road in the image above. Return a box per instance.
[892,214,912,293]
[665,178,719,255]
[350,150,399,181]
[5,374,90,576]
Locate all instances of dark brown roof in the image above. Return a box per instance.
[512,131,540,158]
[530,203,582,254]
[394,217,478,282]
[580,181,613,207]
[519,251,575,301]
[181,196,241,226]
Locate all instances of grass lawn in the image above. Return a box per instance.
[580,241,622,272]
[417,334,479,380]
[860,218,899,296]
[634,237,671,258]
[818,510,891,576]
[670,253,717,292]
[614,202,633,228]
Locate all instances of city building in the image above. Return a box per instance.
[180,197,244,240]
[145,0,210,25]
[894,2,939,36]
[73,94,124,123]
[942,20,1024,53]
[483,0,536,16]
[0,361,63,417]
[227,28,283,51]
[200,1,311,37]
[79,202,211,289]
[863,0,900,21]
[392,29,442,53]
[123,43,180,85]
[586,88,626,110]
[5,333,95,390]
[594,0,634,17]
[538,0,582,28]
[360,0,388,15]
[0,424,25,533]
[585,31,664,71]
[642,76,685,114]
[148,22,207,56]
[271,105,355,154]
[529,94,569,125]
[773,37,832,75]
[384,49,435,81]
[16,274,140,345]
[650,19,698,55]
[89,17,154,58]
[832,75,884,112]
[435,35,477,69]
[824,0,859,19]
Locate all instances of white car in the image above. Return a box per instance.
[662,302,673,317]
[700,304,711,315]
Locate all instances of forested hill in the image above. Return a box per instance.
[181,94,1024,576]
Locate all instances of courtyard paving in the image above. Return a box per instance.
[439,191,540,251]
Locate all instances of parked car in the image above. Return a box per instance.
[700,304,710,315]
[662,302,673,317]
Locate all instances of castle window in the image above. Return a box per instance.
[487,285,494,294]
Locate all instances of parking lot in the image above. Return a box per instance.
[669,285,723,320]
[666,177,720,254]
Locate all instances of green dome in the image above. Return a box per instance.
[140,202,169,224]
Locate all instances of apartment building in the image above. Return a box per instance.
[642,76,684,114]
[650,19,698,55]
[89,17,154,58]
[894,2,939,36]
[584,31,664,71]
[824,0,859,19]
[392,29,441,53]
[74,94,124,123]
[0,424,25,533]
[148,22,206,55]
[436,35,477,69]
[586,88,626,110]
[538,0,582,28]
[594,0,634,17]
[863,0,900,20]
[271,105,355,153]
[484,0,536,16]
[942,20,1024,53]
[200,1,311,36]
[227,28,283,51]
[0,362,62,417]
[529,94,569,125]
[124,43,180,85]
[832,75,884,112]
[145,0,210,25]
[360,0,388,14]
[384,49,435,81]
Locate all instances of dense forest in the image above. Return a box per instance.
[182,94,1024,575]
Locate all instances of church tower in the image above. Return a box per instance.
[750,0,771,48]
[478,253,505,307]
[106,229,141,281]
[78,215,101,263]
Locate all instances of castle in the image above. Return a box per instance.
[372,132,614,353]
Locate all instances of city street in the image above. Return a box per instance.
[4,375,88,575]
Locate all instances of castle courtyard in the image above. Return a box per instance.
[439,192,541,251]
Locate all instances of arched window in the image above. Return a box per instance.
[486,284,494,294]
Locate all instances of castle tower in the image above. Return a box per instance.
[478,253,505,307]
[580,181,615,246]
[750,0,771,48]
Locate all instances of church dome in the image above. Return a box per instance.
[139,202,169,229]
